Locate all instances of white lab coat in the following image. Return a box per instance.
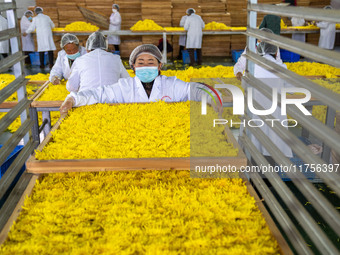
[20,15,34,52]
[179,15,188,46]
[0,15,9,54]
[234,47,282,77]
[67,75,208,107]
[291,17,305,42]
[26,13,56,52]
[184,14,205,49]
[316,21,336,50]
[50,46,87,82]
[250,54,293,158]
[66,49,130,92]
[108,11,121,45]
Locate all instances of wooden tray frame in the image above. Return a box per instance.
[26,106,247,174]
[30,81,64,108]
[0,171,292,255]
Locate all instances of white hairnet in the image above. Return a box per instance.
[324,5,332,9]
[34,7,43,14]
[257,28,277,55]
[186,8,196,15]
[60,33,79,48]
[129,44,163,69]
[86,31,108,51]
[112,4,120,11]
[24,10,33,16]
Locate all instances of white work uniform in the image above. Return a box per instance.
[234,47,281,77]
[67,75,208,107]
[184,14,205,49]
[50,46,87,82]
[179,15,188,47]
[291,17,305,42]
[108,11,121,45]
[250,54,293,158]
[20,15,34,52]
[0,15,9,54]
[66,48,130,93]
[26,13,56,52]
[316,21,336,50]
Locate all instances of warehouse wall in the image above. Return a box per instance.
[16,0,36,17]
[28,0,330,58]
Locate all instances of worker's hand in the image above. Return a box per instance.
[59,97,75,115]
[51,76,60,85]
[23,32,27,37]
[236,72,243,81]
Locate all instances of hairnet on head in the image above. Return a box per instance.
[257,28,277,55]
[112,4,120,11]
[129,44,163,69]
[34,7,43,14]
[324,5,332,9]
[24,10,33,16]
[86,31,108,51]
[60,33,80,48]
[186,8,196,15]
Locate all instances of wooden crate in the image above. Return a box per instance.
[120,39,143,58]
[198,2,227,13]
[231,34,247,50]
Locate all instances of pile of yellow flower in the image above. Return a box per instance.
[1,170,280,254]
[191,101,238,157]
[64,21,99,31]
[52,27,65,32]
[0,74,16,101]
[286,62,340,78]
[204,22,231,30]
[37,81,69,102]
[162,66,235,82]
[231,27,247,31]
[336,24,340,29]
[35,101,191,160]
[26,73,50,81]
[130,19,164,31]
[280,19,287,29]
[164,27,185,31]
[290,24,319,30]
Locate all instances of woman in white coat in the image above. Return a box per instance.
[23,7,56,69]
[66,31,129,93]
[0,14,9,59]
[20,10,35,65]
[316,6,336,50]
[250,40,293,162]
[108,4,121,53]
[60,44,210,114]
[184,8,205,66]
[50,34,87,85]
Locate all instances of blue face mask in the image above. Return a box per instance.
[28,17,32,21]
[135,66,159,83]
[67,51,81,60]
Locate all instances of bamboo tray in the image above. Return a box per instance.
[0,171,292,255]
[26,108,247,173]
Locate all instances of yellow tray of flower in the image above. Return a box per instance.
[0,169,291,254]
[26,101,247,174]
[30,81,69,108]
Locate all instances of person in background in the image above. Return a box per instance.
[250,40,293,164]
[177,12,188,60]
[60,44,213,114]
[23,7,56,69]
[284,0,296,6]
[291,17,306,42]
[259,12,281,35]
[316,6,336,50]
[0,13,9,59]
[50,33,87,85]
[20,10,34,65]
[234,28,281,81]
[108,4,121,54]
[184,8,205,66]
[66,31,129,93]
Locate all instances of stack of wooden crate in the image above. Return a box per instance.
[309,0,330,8]
[226,0,247,27]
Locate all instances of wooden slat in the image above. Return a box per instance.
[77,5,109,29]
[29,81,50,101]
[0,102,18,109]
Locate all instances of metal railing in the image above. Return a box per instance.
[240,1,340,254]
[0,0,37,232]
